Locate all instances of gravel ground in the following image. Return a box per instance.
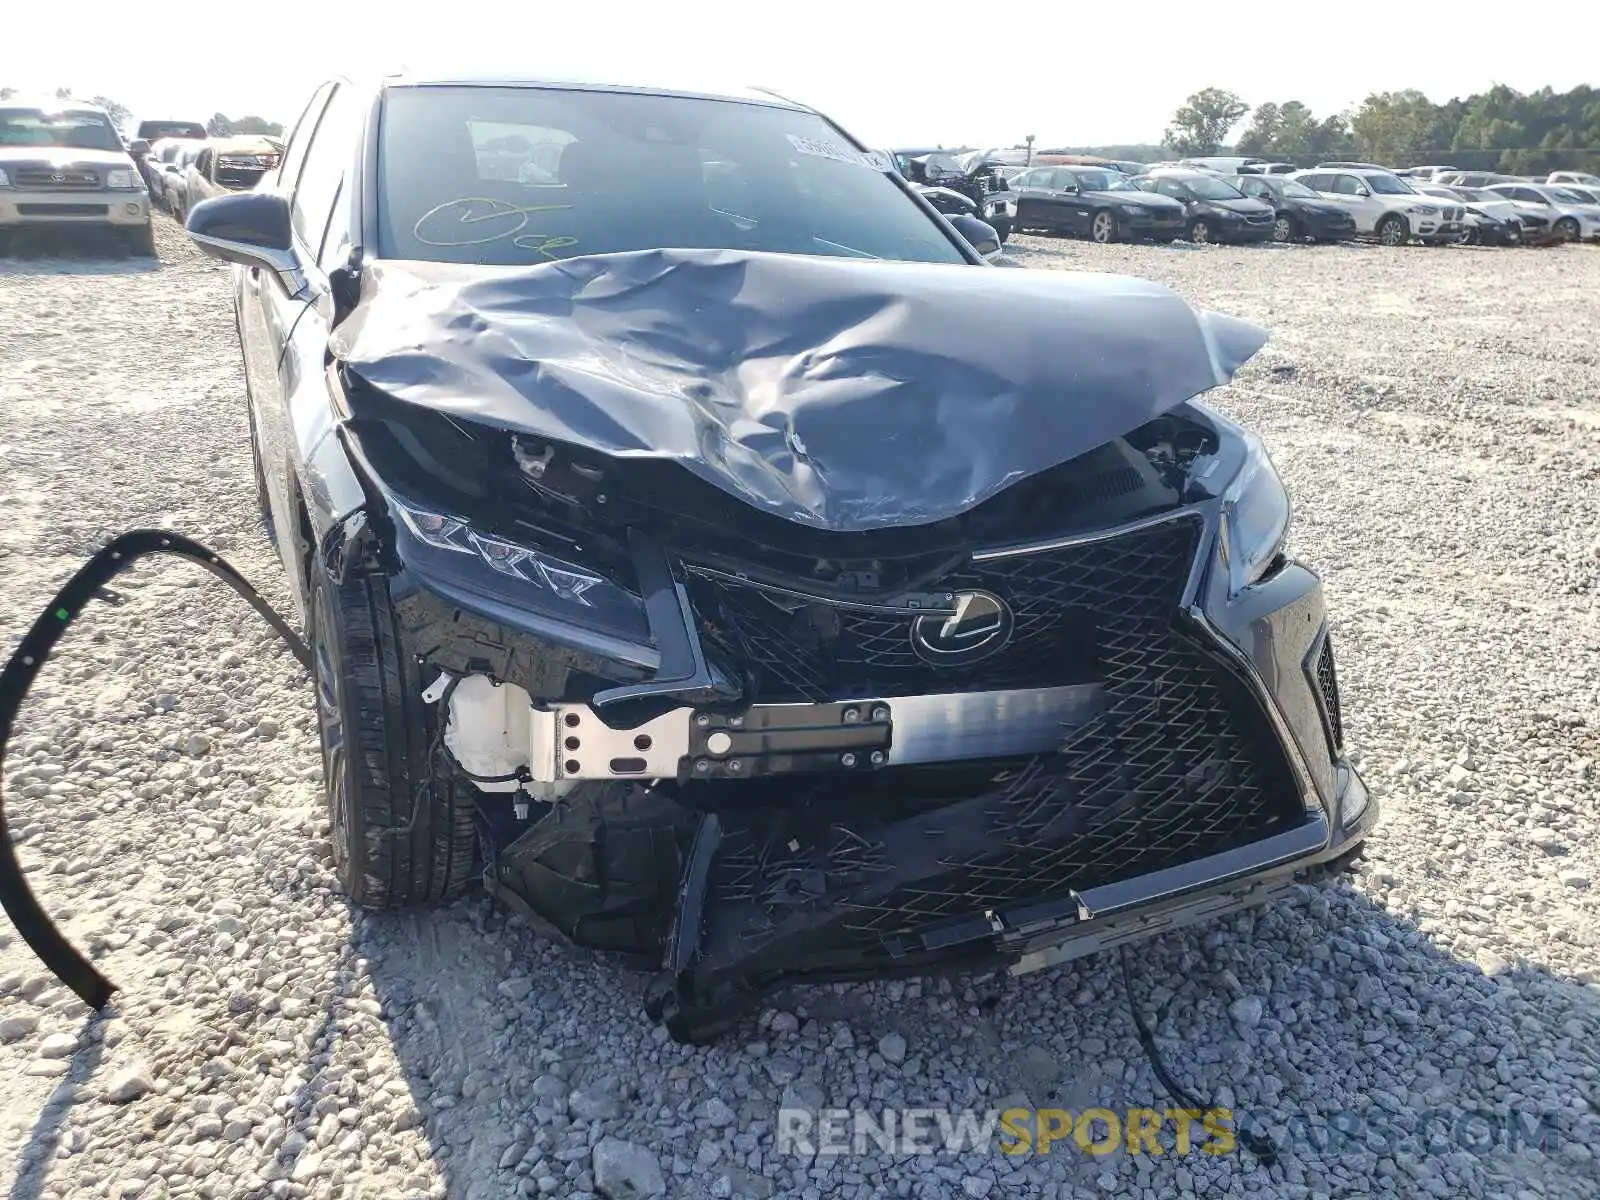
[1,220,1598,1200]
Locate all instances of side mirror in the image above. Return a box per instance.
[186,192,309,297]
[1354,186,1370,197]
[1059,183,1079,195]
[128,138,151,156]
[948,213,1002,262]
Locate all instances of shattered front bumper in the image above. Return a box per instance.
[387,506,1371,1040]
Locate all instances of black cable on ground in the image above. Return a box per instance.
[0,530,311,1010]
[1120,945,1279,1167]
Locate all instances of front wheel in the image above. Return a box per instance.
[1555,217,1580,242]
[308,562,478,909]
[1272,214,1299,243]
[1377,214,1409,246]
[124,222,157,258]
[1188,219,1212,244]
[1090,210,1118,244]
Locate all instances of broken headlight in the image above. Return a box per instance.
[1222,431,1290,594]
[392,499,619,609]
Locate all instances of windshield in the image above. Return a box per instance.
[1068,170,1135,192]
[1548,187,1591,205]
[1275,179,1318,199]
[1365,174,1415,195]
[1186,175,1245,200]
[0,107,122,151]
[377,87,967,266]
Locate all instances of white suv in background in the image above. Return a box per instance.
[1288,167,1465,246]
[1486,182,1600,242]
[0,97,154,255]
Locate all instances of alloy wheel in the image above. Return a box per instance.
[1273,216,1293,242]
[1091,212,1115,243]
[1190,221,1210,244]
[1379,217,1407,246]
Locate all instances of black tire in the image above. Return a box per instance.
[1188,219,1212,244]
[1377,214,1409,247]
[1090,209,1118,244]
[124,222,157,258]
[1555,217,1580,242]
[308,563,478,909]
[1272,214,1299,243]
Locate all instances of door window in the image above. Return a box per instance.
[276,83,333,194]
[291,84,364,254]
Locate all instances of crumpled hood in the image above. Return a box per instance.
[333,248,1267,532]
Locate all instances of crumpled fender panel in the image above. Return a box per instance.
[332,249,1266,532]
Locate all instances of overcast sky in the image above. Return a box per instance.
[7,2,1599,147]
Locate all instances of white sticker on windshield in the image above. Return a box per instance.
[787,133,871,169]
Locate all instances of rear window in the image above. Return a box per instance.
[137,120,207,140]
[0,107,122,151]
[376,86,967,266]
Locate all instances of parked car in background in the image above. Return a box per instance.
[143,138,191,212]
[1442,186,1555,244]
[1289,168,1464,246]
[1434,170,1520,188]
[1231,173,1358,242]
[1546,171,1600,188]
[177,72,1372,1043]
[164,142,206,221]
[1411,182,1523,245]
[1241,162,1297,175]
[890,148,1014,240]
[1484,182,1600,242]
[1010,164,1186,243]
[1555,184,1600,206]
[1315,161,1390,172]
[0,96,154,255]
[173,136,281,224]
[1397,165,1457,181]
[1134,169,1275,243]
[1180,156,1270,174]
[128,118,207,184]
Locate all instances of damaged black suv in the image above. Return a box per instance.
[185,73,1374,1042]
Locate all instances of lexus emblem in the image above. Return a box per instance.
[910,590,1014,665]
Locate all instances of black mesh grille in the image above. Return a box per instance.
[687,519,1203,702]
[1316,636,1343,750]
[692,517,1305,964]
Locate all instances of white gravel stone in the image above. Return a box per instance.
[37,1032,77,1059]
[102,1063,155,1104]
[591,1137,666,1198]
[0,1014,39,1043]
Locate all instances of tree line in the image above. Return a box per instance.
[1162,84,1600,173]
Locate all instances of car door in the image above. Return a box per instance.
[237,83,332,584]
[264,82,367,611]
[1326,173,1378,230]
[1048,170,1096,234]
[1024,168,1073,231]
[1011,168,1048,229]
